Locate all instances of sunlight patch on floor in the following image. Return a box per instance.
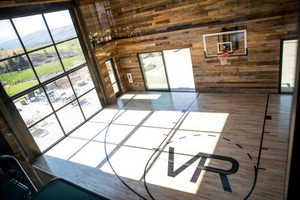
[114,110,152,125]
[69,141,115,168]
[44,104,233,194]
[133,94,161,100]
[179,112,229,132]
[119,94,136,99]
[142,110,183,128]
[46,137,86,160]
[100,146,155,180]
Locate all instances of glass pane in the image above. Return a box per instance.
[12,15,52,51]
[44,76,75,110]
[14,88,53,127]
[112,83,119,94]
[44,10,77,43]
[69,67,94,97]
[163,48,195,92]
[79,89,102,118]
[139,52,169,90]
[0,55,38,96]
[105,60,116,83]
[56,39,85,70]
[0,19,24,60]
[281,39,298,93]
[29,46,63,82]
[29,114,64,151]
[56,101,84,133]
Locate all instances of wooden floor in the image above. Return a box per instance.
[33,92,292,200]
[252,95,292,199]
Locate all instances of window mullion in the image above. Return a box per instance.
[41,14,67,73]
[0,37,79,63]
[10,18,66,136]
[41,13,87,121]
[1,10,103,153]
[10,18,44,87]
[9,63,86,101]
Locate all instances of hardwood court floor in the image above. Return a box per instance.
[33,92,292,200]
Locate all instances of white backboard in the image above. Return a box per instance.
[203,29,247,58]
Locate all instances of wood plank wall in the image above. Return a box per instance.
[116,14,298,93]
[79,4,121,102]
[0,0,70,8]
[110,0,298,37]
[90,0,299,94]
[2,0,299,95]
[94,41,123,100]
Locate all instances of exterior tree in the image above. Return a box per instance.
[7,57,17,72]
[18,56,30,70]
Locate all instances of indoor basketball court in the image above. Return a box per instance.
[0,1,297,200]
[33,91,290,200]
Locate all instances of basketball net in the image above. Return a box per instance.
[218,51,230,65]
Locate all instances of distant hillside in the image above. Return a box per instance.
[0,25,76,50]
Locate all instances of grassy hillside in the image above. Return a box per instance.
[1,55,84,96]
[0,38,85,96]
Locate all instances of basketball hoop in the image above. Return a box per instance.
[218,51,230,65]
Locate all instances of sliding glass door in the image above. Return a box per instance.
[138,49,195,92]
[138,52,169,90]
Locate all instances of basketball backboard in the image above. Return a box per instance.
[203,29,247,58]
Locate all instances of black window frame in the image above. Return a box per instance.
[0,2,104,153]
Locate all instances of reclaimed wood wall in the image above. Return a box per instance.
[0,0,298,110]
[79,3,123,102]
[94,41,126,100]
[0,0,70,8]
[89,0,299,94]
[0,0,299,110]
[116,14,298,93]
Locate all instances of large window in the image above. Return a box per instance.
[0,10,102,152]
